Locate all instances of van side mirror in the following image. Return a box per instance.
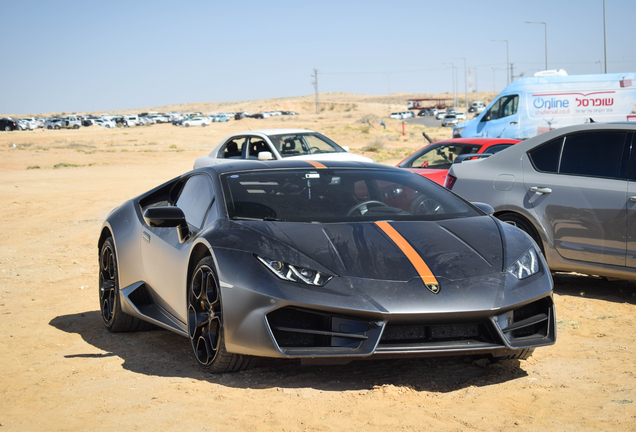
[143,206,189,242]
[258,151,273,161]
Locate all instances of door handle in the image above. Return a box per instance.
[510,121,518,125]
[630,196,636,203]
[530,187,552,195]
[142,231,151,243]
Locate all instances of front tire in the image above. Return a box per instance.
[99,237,153,332]
[187,256,256,373]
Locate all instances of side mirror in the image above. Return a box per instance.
[258,151,273,161]
[342,146,350,152]
[143,206,189,242]
[471,202,495,215]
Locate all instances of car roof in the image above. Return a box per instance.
[196,159,384,176]
[433,137,521,145]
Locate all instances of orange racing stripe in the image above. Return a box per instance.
[374,221,439,286]
[304,160,327,169]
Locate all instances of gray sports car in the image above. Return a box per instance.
[446,123,636,281]
[98,160,555,373]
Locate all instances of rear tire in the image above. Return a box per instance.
[73,124,79,129]
[99,237,154,332]
[497,213,545,255]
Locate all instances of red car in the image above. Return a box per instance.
[397,138,521,185]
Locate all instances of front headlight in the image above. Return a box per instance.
[452,127,465,138]
[256,256,333,286]
[507,248,539,279]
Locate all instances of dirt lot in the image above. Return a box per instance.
[1,108,635,431]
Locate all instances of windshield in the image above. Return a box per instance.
[399,143,481,170]
[266,132,345,158]
[222,168,479,223]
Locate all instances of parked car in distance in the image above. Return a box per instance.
[44,118,64,129]
[469,101,485,113]
[442,115,459,127]
[398,138,520,185]
[0,118,19,131]
[95,119,116,128]
[446,123,636,280]
[183,117,211,127]
[61,116,81,129]
[390,112,415,120]
[194,129,374,168]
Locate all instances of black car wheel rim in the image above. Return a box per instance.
[99,245,116,324]
[188,265,221,366]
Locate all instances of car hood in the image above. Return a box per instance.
[220,216,504,282]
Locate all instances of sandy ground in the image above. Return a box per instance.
[1,104,635,431]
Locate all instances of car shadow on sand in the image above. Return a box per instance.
[50,310,528,393]
[552,272,636,305]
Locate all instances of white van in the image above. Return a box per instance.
[124,115,139,126]
[454,72,636,139]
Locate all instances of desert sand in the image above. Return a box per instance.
[0,94,635,431]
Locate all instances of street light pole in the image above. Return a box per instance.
[491,39,509,85]
[603,0,608,73]
[442,63,456,107]
[454,57,468,114]
[526,21,548,70]
[492,67,498,92]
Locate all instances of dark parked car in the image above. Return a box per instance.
[0,118,19,131]
[98,160,555,373]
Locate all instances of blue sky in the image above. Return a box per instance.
[2,0,634,114]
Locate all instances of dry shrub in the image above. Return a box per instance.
[363,137,386,152]
[359,113,381,123]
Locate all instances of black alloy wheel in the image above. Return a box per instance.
[99,237,152,332]
[187,256,256,373]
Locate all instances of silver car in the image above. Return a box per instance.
[446,123,636,280]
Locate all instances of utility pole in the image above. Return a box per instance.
[442,63,456,107]
[510,63,515,82]
[454,57,468,114]
[525,21,548,70]
[491,39,510,86]
[492,67,498,92]
[311,69,319,114]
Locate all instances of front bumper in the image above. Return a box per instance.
[215,250,556,360]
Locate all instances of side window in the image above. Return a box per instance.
[247,137,271,159]
[500,95,519,118]
[528,137,563,173]
[559,132,627,179]
[218,137,246,159]
[482,95,518,121]
[482,98,501,122]
[176,175,215,229]
[486,144,513,154]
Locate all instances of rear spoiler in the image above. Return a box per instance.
[453,153,493,164]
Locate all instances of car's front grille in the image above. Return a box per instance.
[266,307,382,356]
[379,322,496,346]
